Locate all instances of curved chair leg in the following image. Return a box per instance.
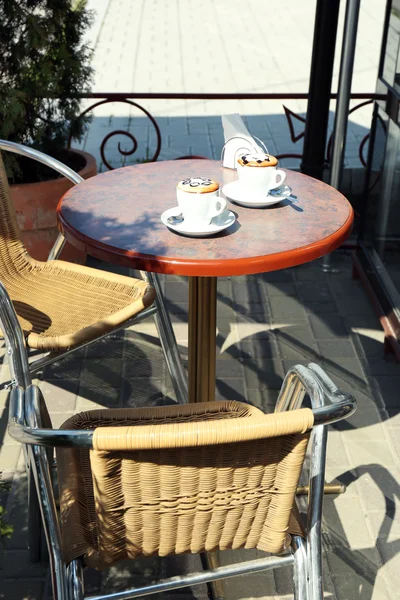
[141,271,188,404]
[67,559,85,600]
[27,465,43,562]
[292,536,309,600]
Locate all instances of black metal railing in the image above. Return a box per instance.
[69,92,385,170]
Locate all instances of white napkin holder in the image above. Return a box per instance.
[220,114,269,170]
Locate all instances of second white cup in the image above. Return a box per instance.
[237,152,286,196]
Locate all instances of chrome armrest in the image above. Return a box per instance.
[0,139,84,261]
[0,139,84,185]
[8,386,93,449]
[275,362,356,425]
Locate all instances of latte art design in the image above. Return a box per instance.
[181,177,213,188]
[237,152,278,168]
[240,153,272,165]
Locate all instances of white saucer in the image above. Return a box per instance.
[222,181,293,208]
[161,207,236,237]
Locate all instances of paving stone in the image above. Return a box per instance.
[0,580,44,600]
[216,359,244,378]
[335,404,383,432]
[0,549,47,578]
[79,358,123,407]
[4,474,29,551]
[303,299,339,315]
[318,357,367,380]
[309,315,350,339]
[365,510,400,542]
[355,466,400,513]
[293,261,326,281]
[232,281,265,303]
[164,281,189,302]
[261,281,297,297]
[121,376,165,408]
[216,377,247,402]
[317,339,358,358]
[39,379,79,413]
[371,376,400,408]
[375,540,400,599]
[240,337,279,358]
[101,556,163,593]
[356,334,387,358]
[344,438,397,469]
[243,358,285,390]
[260,269,295,283]
[50,412,76,429]
[216,318,236,333]
[247,388,279,411]
[42,357,83,381]
[322,495,374,549]
[331,571,390,600]
[0,445,21,471]
[334,292,376,317]
[365,357,400,376]
[236,322,274,340]
[218,548,276,599]
[325,430,351,468]
[85,335,125,358]
[297,281,333,303]
[325,543,382,579]
[276,325,319,360]
[269,296,308,321]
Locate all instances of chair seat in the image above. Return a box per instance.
[9,258,155,351]
[56,402,311,569]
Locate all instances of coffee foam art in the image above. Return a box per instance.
[238,153,278,166]
[177,177,220,194]
[181,177,214,187]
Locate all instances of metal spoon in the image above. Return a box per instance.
[167,213,184,225]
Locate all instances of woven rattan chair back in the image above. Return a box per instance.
[57,400,314,569]
[0,153,30,274]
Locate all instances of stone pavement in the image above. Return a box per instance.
[73,0,385,171]
[0,250,399,599]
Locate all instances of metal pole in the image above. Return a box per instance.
[301,0,341,180]
[321,0,361,272]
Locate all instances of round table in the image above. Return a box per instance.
[58,159,353,403]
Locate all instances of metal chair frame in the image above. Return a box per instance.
[0,139,188,404]
[0,140,187,562]
[6,299,356,600]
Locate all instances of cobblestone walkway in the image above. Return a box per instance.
[0,251,399,599]
[74,0,385,171]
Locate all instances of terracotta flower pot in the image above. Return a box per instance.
[10,149,97,263]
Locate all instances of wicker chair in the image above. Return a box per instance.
[0,140,186,405]
[8,364,356,600]
[0,140,187,562]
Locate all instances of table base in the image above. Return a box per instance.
[188,277,217,403]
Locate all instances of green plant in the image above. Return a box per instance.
[0,0,94,183]
[0,474,12,543]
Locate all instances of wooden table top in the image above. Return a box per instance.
[58,159,353,276]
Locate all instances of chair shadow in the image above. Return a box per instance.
[321,464,400,599]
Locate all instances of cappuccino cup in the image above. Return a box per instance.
[237,153,286,196]
[176,177,226,227]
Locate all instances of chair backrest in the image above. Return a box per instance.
[0,152,31,276]
[56,400,314,568]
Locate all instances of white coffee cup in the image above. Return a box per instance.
[237,152,286,196]
[176,177,226,227]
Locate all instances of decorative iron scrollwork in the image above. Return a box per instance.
[282,99,374,167]
[68,99,161,170]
